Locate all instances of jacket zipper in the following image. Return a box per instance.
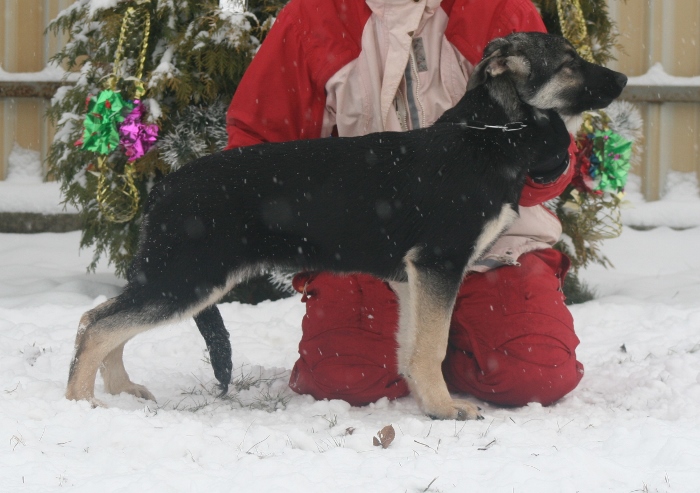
[395,86,410,131]
[408,47,426,129]
[395,38,425,131]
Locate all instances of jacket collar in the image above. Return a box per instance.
[365,0,442,128]
[365,0,442,18]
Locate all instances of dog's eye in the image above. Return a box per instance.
[558,58,576,72]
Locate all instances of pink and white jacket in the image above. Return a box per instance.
[226,0,575,271]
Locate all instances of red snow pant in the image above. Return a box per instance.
[289,249,583,407]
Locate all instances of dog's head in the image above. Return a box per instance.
[467,32,627,116]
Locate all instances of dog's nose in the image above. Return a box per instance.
[614,72,628,89]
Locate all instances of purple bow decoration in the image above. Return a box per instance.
[119,100,159,161]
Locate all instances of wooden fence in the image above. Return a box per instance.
[1,0,699,201]
[608,0,700,200]
[0,0,73,181]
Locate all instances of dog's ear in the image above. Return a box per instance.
[467,38,530,91]
[467,38,511,91]
[467,49,506,91]
[483,37,511,59]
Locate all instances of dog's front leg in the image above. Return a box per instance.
[392,261,482,421]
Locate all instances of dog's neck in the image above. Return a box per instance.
[437,80,542,126]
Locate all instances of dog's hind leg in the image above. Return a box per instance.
[394,258,483,421]
[194,305,232,395]
[66,292,171,406]
[100,341,156,401]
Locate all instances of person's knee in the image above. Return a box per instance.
[290,353,408,406]
[499,333,573,367]
[444,249,583,407]
[444,332,584,407]
[492,334,584,406]
[289,272,409,406]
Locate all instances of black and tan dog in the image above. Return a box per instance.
[66,33,626,420]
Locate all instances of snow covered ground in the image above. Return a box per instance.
[1,176,699,492]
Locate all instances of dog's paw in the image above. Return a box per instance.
[65,391,108,408]
[89,397,108,408]
[121,383,156,402]
[65,387,96,403]
[453,399,484,421]
[426,399,483,421]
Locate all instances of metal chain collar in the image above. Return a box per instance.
[458,121,528,132]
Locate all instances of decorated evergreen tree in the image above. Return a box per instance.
[48,0,640,304]
[48,0,292,302]
[47,0,284,278]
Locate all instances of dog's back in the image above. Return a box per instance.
[132,103,567,296]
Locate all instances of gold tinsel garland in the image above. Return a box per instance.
[555,0,595,63]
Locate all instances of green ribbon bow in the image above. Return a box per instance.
[593,130,632,193]
[81,90,133,155]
